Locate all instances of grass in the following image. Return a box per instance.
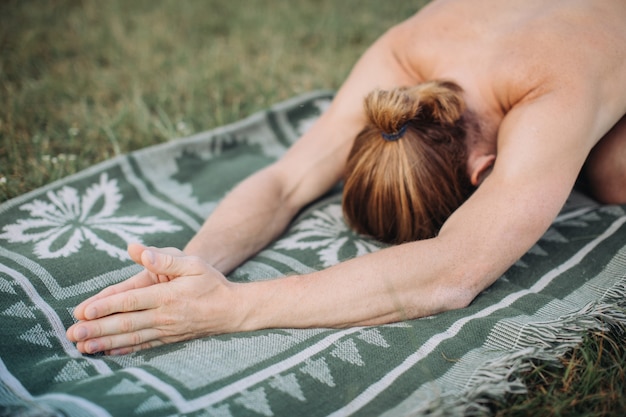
[0,0,422,201]
[491,329,626,417]
[1,1,624,415]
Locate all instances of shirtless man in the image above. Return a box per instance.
[67,0,626,355]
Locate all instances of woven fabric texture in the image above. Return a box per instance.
[1,92,625,417]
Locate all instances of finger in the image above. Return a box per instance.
[75,327,165,355]
[73,269,156,320]
[127,242,147,265]
[141,249,207,278]
[67,308,161,342]
[129,243,185,267]
[106,340,165,356]
[77,284,165,320]
[74,245,185,320]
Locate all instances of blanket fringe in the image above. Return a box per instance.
[406,280,626,417]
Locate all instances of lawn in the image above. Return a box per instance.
[0,0,421,200]
[1,1,624,415]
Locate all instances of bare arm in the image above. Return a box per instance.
[67,20,606,353]
[67,87,599,355]
[184,23,418,274]
[67,23,422,354]
[236,90,598,330]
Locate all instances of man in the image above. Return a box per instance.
[67,0,626,355]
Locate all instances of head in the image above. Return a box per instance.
[342,80,490,244]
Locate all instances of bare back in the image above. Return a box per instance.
[398,0,626,148]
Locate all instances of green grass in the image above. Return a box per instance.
[0,0,422,200]
[1,1,624,415]
[491,329,626,417]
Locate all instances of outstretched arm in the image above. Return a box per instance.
[216,90,599,331]
[239,92,595,330]
[67,88,597,354]
[184,22,419,274]
[67,22,420,353]
[68,12,609,353]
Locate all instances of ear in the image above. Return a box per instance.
[469,154,496,186]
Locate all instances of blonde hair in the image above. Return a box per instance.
[342,80,475,243]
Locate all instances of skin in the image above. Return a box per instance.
[67,0,626,355]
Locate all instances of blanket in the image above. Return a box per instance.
[1,91,625,417]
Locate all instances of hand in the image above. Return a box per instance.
[66,243,246,355]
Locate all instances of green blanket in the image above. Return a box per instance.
[1,92,625,417]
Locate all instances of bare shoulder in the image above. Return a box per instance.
[491,1,626,115]
[401,0,626,122]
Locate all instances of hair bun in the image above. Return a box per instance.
[364,80,465,137]
[364,88,419,135]
[343,80,472,243]
[414,80,465,125]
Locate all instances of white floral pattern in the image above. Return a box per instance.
[0,173,182,260]
[276,204,383,267]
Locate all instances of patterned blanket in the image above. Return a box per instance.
[1,91,625,417]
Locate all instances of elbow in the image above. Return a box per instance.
[435,284,477,313]
[443,287,477,312]
[261,163,303,216]
[398,272,482,320]
[398,281,476,322]
[431,265,493,313]
[380,258,499,323]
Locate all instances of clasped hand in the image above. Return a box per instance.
[66,243,244,355]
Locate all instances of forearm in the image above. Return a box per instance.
[237,238,482,331]
[183,24,422,276]
[235,176,559,331]
[184,165,298,275]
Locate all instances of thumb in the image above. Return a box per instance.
[140,248,205,279]
[127,242,147,265]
